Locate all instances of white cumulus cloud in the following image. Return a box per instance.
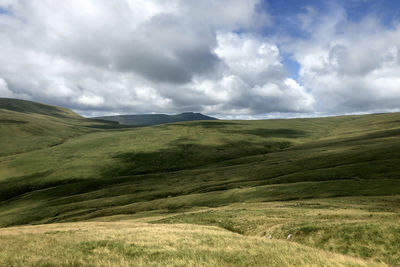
[290,7,400,114]
[0,0,313,118]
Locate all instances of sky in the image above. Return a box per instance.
[1,0,400,118]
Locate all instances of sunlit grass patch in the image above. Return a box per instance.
[0,221,384,266]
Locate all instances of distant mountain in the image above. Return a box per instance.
[94,112,218,126]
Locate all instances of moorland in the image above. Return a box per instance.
[1,98,400,266]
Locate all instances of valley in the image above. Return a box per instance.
[1,98,400,266]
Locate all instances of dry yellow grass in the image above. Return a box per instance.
[0,221,385,266]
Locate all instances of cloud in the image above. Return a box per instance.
[186,32,314,115]
[2,0,400,118]
[289,6,400,114]
[0,78,15,98]
[0,0,314,117]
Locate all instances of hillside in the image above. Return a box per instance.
[0,221,381,266]
[95,112,217,126]
[0,98,123,156]
[0,97,82,119]
[1,98,400,265]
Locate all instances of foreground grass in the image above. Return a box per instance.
[154,196,400,265]
[0,221,383,267]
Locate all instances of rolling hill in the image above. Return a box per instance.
[95,112,217,126]
[0,98,124,157]
[1,98,400,265]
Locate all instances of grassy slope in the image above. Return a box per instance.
[1,99,400,265]
[0,98,122,157]
[0,221,382,267]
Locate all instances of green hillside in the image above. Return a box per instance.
[95,112,217,126]
[1,98,400,265]
[0,98,124,157]
[0,98,80,117]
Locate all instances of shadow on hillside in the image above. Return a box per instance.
[0,119,28,124]
[226,128,308,138]
[362,128,400,139]
[297,127,400,150]
[0,98,71,118]
[83,119,140,130]
[243,128,308,138]
[101,139,291,177]
[0,171,61,202]
[84,124,138,130]
[171,121,238,128]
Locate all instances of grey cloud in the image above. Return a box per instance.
[0,0,314,118]
[110,13,222,83]
[328,44,384,76]
[114,46,193,84]
[11,2,223,85]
